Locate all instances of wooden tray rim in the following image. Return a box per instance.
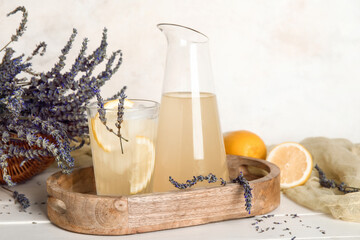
[46,155,281,236]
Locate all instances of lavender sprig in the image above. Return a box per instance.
[7,6,28,42]
[169,173,252,213]
[93,85,128,153]
[314,164,336,188]
[25,41,47,64]
[13,190,30,210]
[1,186,30,211]
[0,6,27,52]
[169,173,227,189]
[0,148,14,186]
[47,28,78,77]
[233,172,253,214]
[315,164,360,193]
[116,86,127,153]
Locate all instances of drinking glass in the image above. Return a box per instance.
[87,99,159,196]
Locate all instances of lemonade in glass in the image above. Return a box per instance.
[87,99,159,196]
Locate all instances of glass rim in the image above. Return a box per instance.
[86,99,159,111]
[157,23,209,43]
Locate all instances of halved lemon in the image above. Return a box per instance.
[91,99,133,152]
[130,136,155,194]
[267,142,313,188]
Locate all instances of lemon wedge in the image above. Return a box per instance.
[101,98,134,110]
[130,136,155,194]
[267,142,313,188]
[91,99,133,152]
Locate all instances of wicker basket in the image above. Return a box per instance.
[0,134,55,184]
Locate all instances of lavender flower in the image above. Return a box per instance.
[233,172,253,214]
[314,164,336,188]
[7,6,28,42]
[116,86,127,153]
[0,6,124,185]
[93,85,128,153]
[1,186,29,211]
[13,190,30,210]
[315,164,360,193]
[169,173,227,189]
[25,41,47,64]
[0,6,27,52]
[169,173,252,213]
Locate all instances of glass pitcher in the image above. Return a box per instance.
[152,23,229,192]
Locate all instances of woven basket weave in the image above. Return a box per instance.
[0,134,55,184]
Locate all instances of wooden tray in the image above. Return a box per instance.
[47,155,280,235]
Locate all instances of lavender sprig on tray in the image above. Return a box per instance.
[169,173,227,189]
[169,172,253,213]
[233,172,253,214]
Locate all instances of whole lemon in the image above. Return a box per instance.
[223,130,267,159]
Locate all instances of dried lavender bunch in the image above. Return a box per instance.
[169,172,252,213]
[315,164,360,193]
[1,186,30,211]
[0,6,123,185]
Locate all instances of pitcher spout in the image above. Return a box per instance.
[157,23,208,44]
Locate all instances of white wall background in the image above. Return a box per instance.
[1,0,360,145]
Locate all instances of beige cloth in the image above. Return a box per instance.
[283,137,360,222]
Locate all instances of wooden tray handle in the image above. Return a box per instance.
[48,196,67,221]
[47,172,129,233]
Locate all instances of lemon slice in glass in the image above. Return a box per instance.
[130,136,155,194]
[91,99,134,152]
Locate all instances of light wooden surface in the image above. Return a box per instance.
[46,155,280,235]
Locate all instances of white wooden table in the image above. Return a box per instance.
[1,167,360,240]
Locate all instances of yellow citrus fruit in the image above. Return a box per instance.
[267,142,313,188]
[223,130,267,159]
[91,99,134,152]
[130,136,155,194]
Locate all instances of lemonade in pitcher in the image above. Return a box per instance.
[87,99,159,196]
[153,92,228,192]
